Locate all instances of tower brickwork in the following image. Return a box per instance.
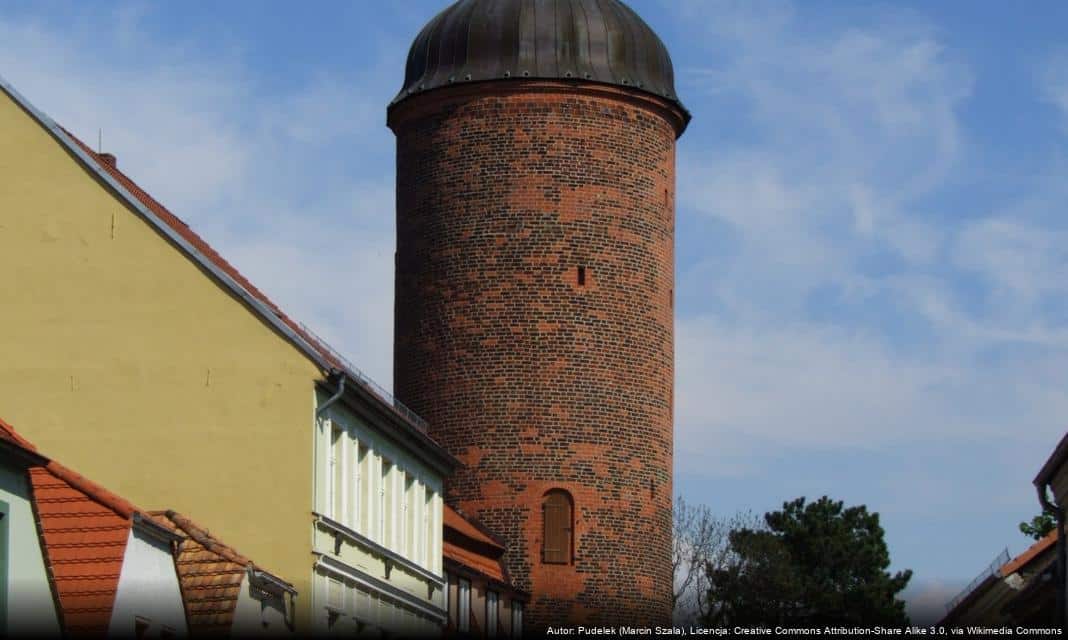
[389,0,688,628]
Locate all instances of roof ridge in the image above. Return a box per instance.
[157,510,252,567]
[57,130,451,447]
[3,73,454,460]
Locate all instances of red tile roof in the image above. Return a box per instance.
[56,128,458,461]
[1002,528,1060,577]
[444,505,505,551]
[444,540,506,583]
[0,416,41,452]
[150,510,292,634]
[0,418,296,635]
[29,463,135,635]
[0,419,170,635]
[61,130,336,368]
[443,505,510,585]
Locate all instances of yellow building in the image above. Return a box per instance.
[0,76,457,635]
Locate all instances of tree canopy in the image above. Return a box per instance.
[704,496,912,627]
[1019,511,1056,541]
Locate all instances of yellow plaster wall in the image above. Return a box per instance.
[0,91,322,625]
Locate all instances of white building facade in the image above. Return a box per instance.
[107,523,189,638]
[312,382,454,637]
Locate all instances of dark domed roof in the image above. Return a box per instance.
[391,0,688,122]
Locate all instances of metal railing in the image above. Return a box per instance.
[945,547,1011,612]
[300,323,429,433]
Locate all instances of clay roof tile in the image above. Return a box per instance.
[149,510,292,634]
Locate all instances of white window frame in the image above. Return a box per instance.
[339,429,350,525]
[328,426,342,521]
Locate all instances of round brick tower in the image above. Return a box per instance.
[389,0,689,628]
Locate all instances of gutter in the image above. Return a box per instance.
[316,372,346,418]
[248,566,298,595]
[316,375,460,476]
[132,512,184,545]
[1037,482,1066,632]
[246,566,298,631]
[0,74,436,446]
[0,75,332,380]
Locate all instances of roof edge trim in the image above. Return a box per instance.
[0,75,338,381]
[0,74,440,441]
[315,553,448,622]
[132,512,185,544]
[1034,431,1068,490]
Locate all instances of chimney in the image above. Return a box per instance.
[98,153,117,169]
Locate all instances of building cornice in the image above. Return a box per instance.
[314,513,445,587]
[313,553,447,622]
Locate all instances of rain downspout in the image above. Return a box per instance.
[317,371,346,418]
[1038,483,1065,631]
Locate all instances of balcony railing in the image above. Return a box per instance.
[945,547,1010,612]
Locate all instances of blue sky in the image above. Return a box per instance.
[3,0,1066,622]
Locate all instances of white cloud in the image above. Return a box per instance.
[902,579,966,626]
[679,4,968,271]
[955,218,1068,305]
[674,315,1027,464]
[1040,50,1068,133]
[668,3,1068,526]
[0,7,400,387]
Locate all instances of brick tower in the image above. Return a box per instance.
[388,0,689,628]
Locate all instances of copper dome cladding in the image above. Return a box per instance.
[391,0,689,123]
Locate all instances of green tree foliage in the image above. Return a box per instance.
[1019,512,1056,540]
[704,496,912,627]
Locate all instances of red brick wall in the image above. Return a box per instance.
[390,81,682,629]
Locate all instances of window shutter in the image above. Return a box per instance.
[542,491,571,564]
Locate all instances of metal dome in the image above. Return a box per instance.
[391,0,688,120]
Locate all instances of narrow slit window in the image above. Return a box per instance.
[577,266,586,287]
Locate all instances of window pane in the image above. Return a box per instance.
[405,475,417,559]
[356,443,369,534]
[512,601,523,638]
[330,428,342,520]
[424,487,434,568]
[459,578,470,632]
[381,460,393,546]
[487,591,498,637]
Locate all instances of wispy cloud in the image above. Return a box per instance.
[666,0,1067,583]
[4,0,1066,593]
[0,6,402,385]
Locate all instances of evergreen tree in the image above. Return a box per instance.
[705,496,912,626]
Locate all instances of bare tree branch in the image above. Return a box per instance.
[673,496,761,624]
